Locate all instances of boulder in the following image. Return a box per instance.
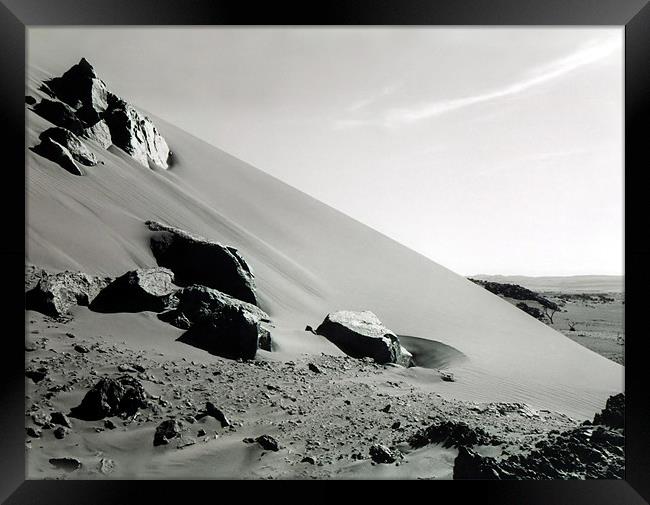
[160,284,268,328]
[255,435,279,451]
[369,444,397,464]
[38,127,97,166]
[176,304,270,360]
[154,419,182,446]
[146,221,258,305]
[49,457,82,472]
[315,310,413,367]
[25,270,110,318]
[204,402,231,427]
[31,136,84,176]
[70,376,147,421]
[82,119,112,149]
[43,58,109,118]
[25,95,37,105]
[89,267,176,313]
[593,393,624,430]
[105,95,170,169]
[31,99,87,135]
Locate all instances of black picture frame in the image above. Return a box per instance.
[2,0,648,503]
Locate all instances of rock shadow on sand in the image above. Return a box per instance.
[398,335,467,369]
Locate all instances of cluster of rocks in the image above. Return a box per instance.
[29,58,170,174]
[409,420,501,449]
[452,394,625,479]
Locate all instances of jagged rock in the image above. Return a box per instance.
[315,310,413,367]
[82,119,112,149]
[104,419,116,430]
[146,221,258,305]
[453,425,624,480]
[105,95,169,169]
[204,402,231,427]
[369,444,397,464]
[44,58,109,119]
[74,344,90,354]
[98,458,115,474]
[26,427,42,438]
[25,368,48,384]
[308,363,322,374]
[70,376,147,421]
[50,412,72,428]
[409,420,498,449]
[154,419,182,446]
[90,267,176,313]
[255,435,279,451]
[25,95,36,105]
[53,426,68,439]
[31,99,87,135]
[593,393,624,430]
[176,304,270,360]
[49,457,82,471]
[38,127,97,166]
[31,136,84,176]
[25,270,110,318]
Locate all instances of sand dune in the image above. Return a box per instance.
[26,65,622,420]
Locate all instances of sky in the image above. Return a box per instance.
[28,27,624,276]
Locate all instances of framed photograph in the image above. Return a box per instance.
[1,0,648,503]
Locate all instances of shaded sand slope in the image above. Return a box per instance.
[26,66,622,419]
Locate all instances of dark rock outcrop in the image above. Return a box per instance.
[255,435,279,451]
[176,304,270,360]
[315,310,413,367]
[453,425,624,480]
[31,136,84,176]
[70,376,147,421]
[592,393,624,430]
[154,419,182,446]
[25,95,36,105]
[203,402,231,427]
[25,368,48,384]
[38,127,97,166]
[409,420,499,449]
[25,270,110,318]
[90,267,176,313]
[49,457,82,472]
[146,221,258,305]
[31,99,88,135]
[105,95,170,169]
[369,444,398,464]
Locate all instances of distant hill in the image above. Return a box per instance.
[469,275,623,294]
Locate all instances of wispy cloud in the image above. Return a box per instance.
[345,82,404,113]
[335,37,620,130]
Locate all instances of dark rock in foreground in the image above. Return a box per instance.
[204,402,231,427]
[25,270,110,318]
[90,267,176,313]
[49,457,82,472]
[154,419,182,446]
[369,444,398,464]
[31,99,88,135]
[409,420,499,449]
[176,305,270,360]
[70,376,147,421]
[146,221,258,305]
[32,136,84,176]
[315,310,413,367]
[38,127,97,166]
[592,393,624,430]
[255,435,279,451]
[25,368,48,384]
[453,425,624,480]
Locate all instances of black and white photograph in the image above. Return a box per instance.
[24,26,625,481]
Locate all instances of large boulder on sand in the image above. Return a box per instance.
[315,310,413,367]
[592,393,624,430]
[70,376,147,421]
[31,137,84,176]
[146,221,258,305]
[25,270,110,318]
[90,267,177,313]
[37,127,97,166]
[177,305,270,360]
[31,98,87,135]
[105,95,170,169]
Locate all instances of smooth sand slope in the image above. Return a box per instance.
[26,66,622,420]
